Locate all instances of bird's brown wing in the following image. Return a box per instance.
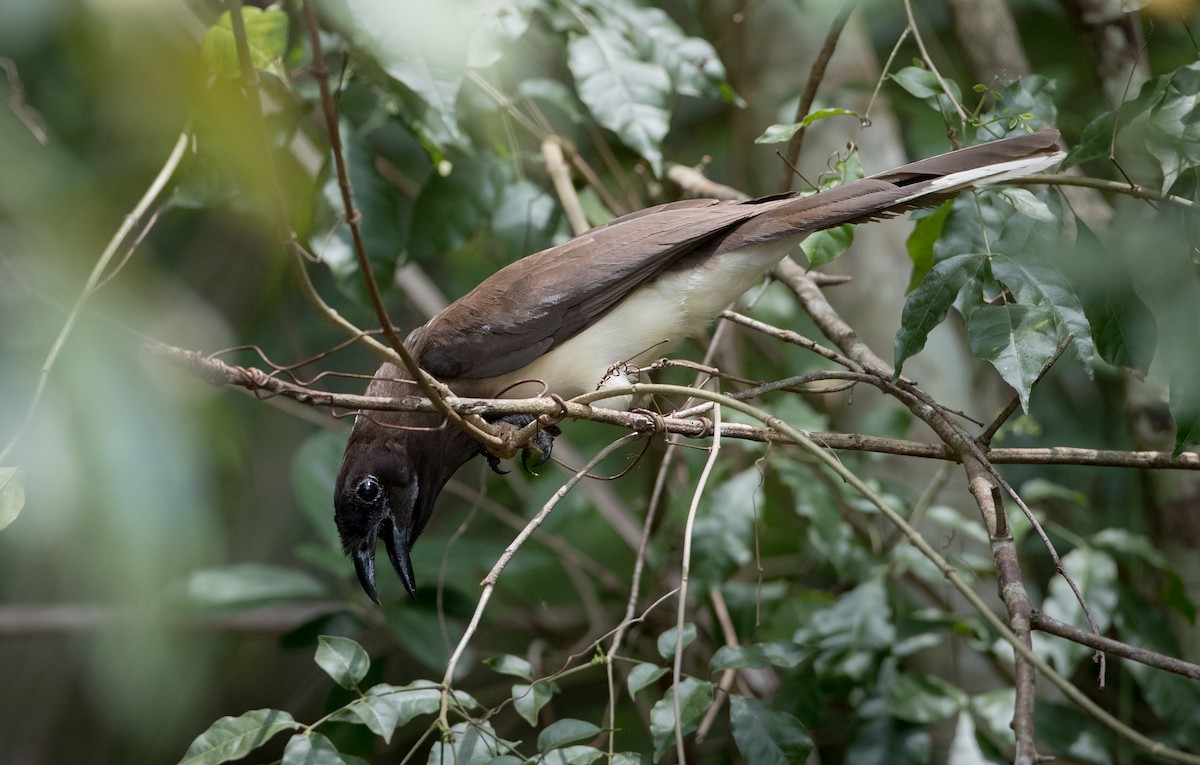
[409,198,767,380]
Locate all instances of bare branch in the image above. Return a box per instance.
[152,340,1200,470]
[1008,173,1200,210]
[1032,609,1200,681]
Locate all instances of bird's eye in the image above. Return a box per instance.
[355,475,383,504]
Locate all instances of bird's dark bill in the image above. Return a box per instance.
[382,520,417,598]
[351,518,416,602]
[352,543,380,604]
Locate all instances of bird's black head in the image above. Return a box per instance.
[334,440,423,602]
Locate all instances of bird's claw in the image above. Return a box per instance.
[480,413,560,475]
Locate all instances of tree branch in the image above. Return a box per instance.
[1032,610,1200,681]
[151,340,1200,470]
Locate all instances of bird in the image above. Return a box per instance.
[334,129,1065,602]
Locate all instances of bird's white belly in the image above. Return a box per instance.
[487,240,798,407]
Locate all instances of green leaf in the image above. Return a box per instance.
[335,681,452,743]
[180,709,299,765]
[649,679,714,761]
[801,224,854,268]
[755,109,859,144]
[428,721,512,765]
[610,754,649,765]
[1019,478,1088,508]
[890,66,942,99]
[315,636,370,690]
[990,253,1096,375]
[537,746,604,765]
[973,74,1057,140]
[794,579,896,681]
[1065,62,1200,191]
[603,1,733,101]
[894,253,986,377]
[887,673,966,723]
[468,0,537,69]
[967,303,1059,412]
[490,177,564,262]
[1142,62,1200,191]
[626,662,669,699]
[710,642,809,671]
[845,670,931,765]
[512,682,554,725]
[537,719,602,752]
[568,27,671,175]
[317,131,405,303]
[385,605,457,673]
[291,431,348,549]
[755,122,805,145]
[1064,70,1170,167]
[336,2,471,150]
[1064,223,1156,375]
[1089,528,1167,568]
[282,732,345,765]
[516,78,584,121]
[202,8,289,80]
[905,203,951,292]
[997,188,1056,222]
[692,467,762,586]
[970,688,1016,743]
[729,696,813,765]
[0,466,25,531]
[656,623,697,660]
[185,564,327,609]
[947,710,990,765]
[485,654,533,681]
[890,66,962,113]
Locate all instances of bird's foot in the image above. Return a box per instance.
[480,414,561,475]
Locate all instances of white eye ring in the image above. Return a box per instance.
[355,475,383,504]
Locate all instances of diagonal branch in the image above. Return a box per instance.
[297,0,496,449]
[0,130,189,465]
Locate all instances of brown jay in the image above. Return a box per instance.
[335,129,1064,602]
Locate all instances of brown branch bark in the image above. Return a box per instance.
[151,341,1200,470]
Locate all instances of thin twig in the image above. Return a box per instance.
[673,404,721,765]
[0,130,189,465]
[902,0,971,130]
[439,434,643,727]
[1006,173,1199,210]
[1032,610,1200,681]
[298,0,496,448]
[777,1,859,192]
